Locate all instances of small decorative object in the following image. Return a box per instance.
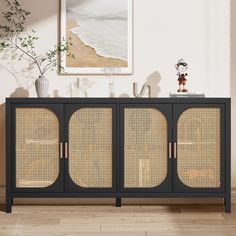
[133,82,151,98]
[53,90,60,97]
[70,78,87,97]
[139,159,150,187]
[0,0,74,97]
[104,68,117,97]
[109,79,115,98]
[175,59,188,92]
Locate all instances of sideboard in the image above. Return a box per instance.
[5,98,231,213]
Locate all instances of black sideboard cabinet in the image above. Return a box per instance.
[5,98,231,213]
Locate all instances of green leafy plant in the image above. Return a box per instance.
[0,0,74,76]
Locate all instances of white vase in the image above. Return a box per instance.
[35,76,49,97]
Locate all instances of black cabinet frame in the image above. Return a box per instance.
[5,98,231,213]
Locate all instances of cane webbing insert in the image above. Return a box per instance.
[124,108,168,188]
[177,108,221,188]
[16,108,59,188]
[69,108,112,188]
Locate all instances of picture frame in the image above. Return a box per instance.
[60,0,133,75]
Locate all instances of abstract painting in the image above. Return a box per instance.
[60,0,133,74]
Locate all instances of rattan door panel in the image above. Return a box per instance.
[15,108,60,189]
[173,105,225,192]
[122,106,171,191]
[68,108,113,189]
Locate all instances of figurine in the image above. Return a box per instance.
[175,59,188,92]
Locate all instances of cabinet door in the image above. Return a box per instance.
[12,104,64,193]
[65,104,116,193]
[173,104,225,192]
[120,104,172,193]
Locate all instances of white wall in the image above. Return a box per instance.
[0,0,233,187]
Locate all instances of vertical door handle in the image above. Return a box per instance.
[169,142,172,159]
[174,142,177,159]
[65,142,68,159]
[60,142,63,159]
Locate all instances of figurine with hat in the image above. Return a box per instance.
[175,59,188,92]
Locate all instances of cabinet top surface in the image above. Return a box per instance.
[6,97,231,104]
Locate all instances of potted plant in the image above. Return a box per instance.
[0,0,74,97]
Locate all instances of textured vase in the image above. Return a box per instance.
[35,76,49,97]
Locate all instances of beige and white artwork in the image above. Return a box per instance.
[61,0,133,74]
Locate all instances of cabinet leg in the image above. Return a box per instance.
[5,197,12,213]
[116,198,122,207]
[224,197,231,213]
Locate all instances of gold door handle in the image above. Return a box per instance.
[174,142,177,159]
[65,142,68,159]
[60,142,63,159]
[169,143,172,159]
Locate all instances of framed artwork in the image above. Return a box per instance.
[60,0,133,75]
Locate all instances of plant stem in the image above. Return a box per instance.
[42,60,57,74]
[9,40,43,76]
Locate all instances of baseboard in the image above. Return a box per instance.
[1,185,236,205]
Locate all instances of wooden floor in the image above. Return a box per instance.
[0,204,235,236]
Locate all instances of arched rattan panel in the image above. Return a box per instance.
[124,108,168,188]
[177,108,221,188]
[16,108,59,188]
[69,108,112,188]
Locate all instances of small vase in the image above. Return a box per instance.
[70,78,87,97]
[35,76,49,97]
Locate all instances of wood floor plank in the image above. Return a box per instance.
[64,232,146,236]
[0,204,235,236]
[147,232,233,236]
